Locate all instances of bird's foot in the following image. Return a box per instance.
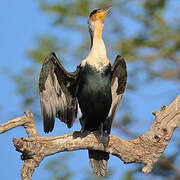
[80,127,85,133]
[98,131,109,148]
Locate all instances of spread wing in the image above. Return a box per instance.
[39,52,80,133]
[105,55,127,133]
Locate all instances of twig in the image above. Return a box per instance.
[0,95,180,180]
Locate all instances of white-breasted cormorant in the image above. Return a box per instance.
[39,6,127,177]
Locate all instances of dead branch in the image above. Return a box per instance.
[0,95,180,180]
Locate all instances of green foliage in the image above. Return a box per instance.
[143,0,166,17]
[11,0,180,179]
[27,36,60,63]
[44,154,73,180]
[13,67,38,109]
[121,115,132,126]
[83,168,113,180]
[123,171,135,180]
[44,154,113,180]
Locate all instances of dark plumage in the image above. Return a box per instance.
[77,63,112,132]
[39,7,127,177]
[39,52,80,133]
[89,8,100,18]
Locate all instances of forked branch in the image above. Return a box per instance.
[0,95,180,180]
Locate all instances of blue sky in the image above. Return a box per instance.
[0,1,180,180]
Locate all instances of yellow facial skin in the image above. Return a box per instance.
[96,6,112,22]
[89,6,112,39]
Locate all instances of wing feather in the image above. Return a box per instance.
[105,55,127,133]
[39,52,79,133]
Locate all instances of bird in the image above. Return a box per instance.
[39,6,127,177]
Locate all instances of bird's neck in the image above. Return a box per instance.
[89,22,107,60]
[92,23,104,43]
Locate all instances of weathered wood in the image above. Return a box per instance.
[0,110,38,137]
[0,95,180,180]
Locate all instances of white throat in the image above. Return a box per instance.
[82,22,110,71]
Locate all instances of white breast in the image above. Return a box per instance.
[81,38,110,71]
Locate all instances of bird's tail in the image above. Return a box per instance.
[88,150,109,176]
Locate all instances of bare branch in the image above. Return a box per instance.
[1,95,180,180]
[0,110,38,137]
[0,110,39,180]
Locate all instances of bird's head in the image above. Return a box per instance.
[89,6,112,24]
[88,6,112,38]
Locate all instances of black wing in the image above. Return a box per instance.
[105,55,127,133]
[39,52,80,133]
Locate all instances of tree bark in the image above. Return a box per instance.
[0,95,180,180]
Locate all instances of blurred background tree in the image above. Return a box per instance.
[1,0,180,179]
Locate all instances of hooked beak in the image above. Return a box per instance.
[98,6,112,22]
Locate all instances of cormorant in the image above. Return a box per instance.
[39,6,127,177]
